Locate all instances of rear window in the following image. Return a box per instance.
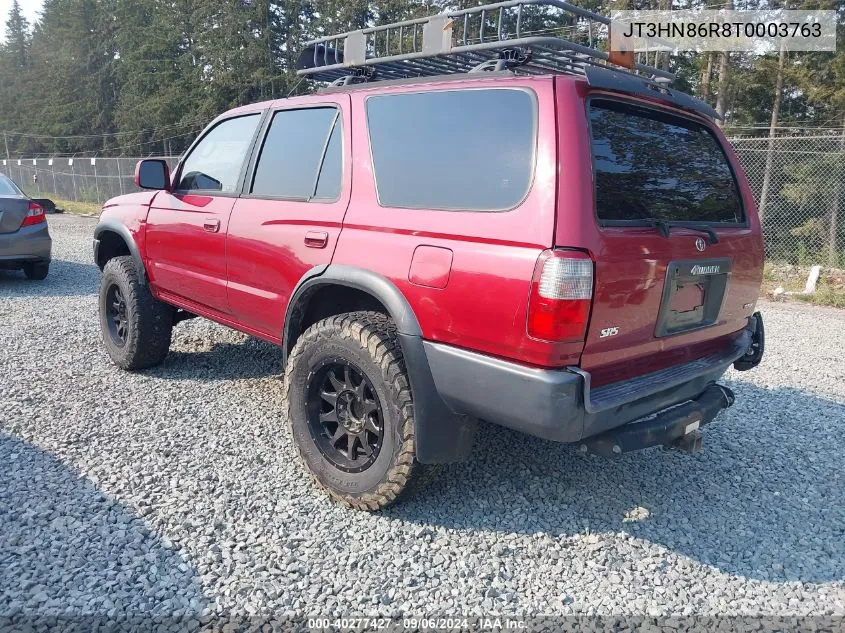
[0,175,20,196]
[366,89,536,211]
[589,99,744,224]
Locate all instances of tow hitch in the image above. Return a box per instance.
[576,384,735,457]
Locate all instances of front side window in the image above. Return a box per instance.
[176,114,261,193]
[366,89,536,211]
[251,107,342,201]
[589,99,744,224]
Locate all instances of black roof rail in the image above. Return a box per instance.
[296,0,676,85]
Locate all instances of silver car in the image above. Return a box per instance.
[0,174,51,280]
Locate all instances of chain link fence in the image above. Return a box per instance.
[0,156,180,206]
[2,132,844,267]
[729,133,845,267]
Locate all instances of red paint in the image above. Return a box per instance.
[409,246,453,289]
[97,72,763,384]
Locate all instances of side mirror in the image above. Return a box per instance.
[134,159,170,190]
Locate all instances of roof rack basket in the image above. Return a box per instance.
[296,0,676,85]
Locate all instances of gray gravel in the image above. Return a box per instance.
[1,214,844,624]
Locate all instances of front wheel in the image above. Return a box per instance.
[98,256,173,370]
[284,311,435,510]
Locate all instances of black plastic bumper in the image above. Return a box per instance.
[733,311,764,371]
[424,317,760,447]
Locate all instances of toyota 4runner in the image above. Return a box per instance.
[93,1,765,510]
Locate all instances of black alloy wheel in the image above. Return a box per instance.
[106,283,128,346]
[306,359,384,473]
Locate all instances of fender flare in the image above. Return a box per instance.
[283,264,476,464]
[93,219,147,285]
[283,264,421,360]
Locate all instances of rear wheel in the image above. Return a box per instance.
[98,256,173,370]
[284,311,435,510]
[22,261,49,280]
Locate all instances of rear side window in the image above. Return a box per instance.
[252,107,342,201]
[367,89,536,211]
[589,100,744,224]
[177,114,261,193]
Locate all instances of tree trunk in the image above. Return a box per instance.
[757,46,786,223]
[715,0,733,125]
[828,113,845,267]
[660,0,672,72]
[700,53,714,100]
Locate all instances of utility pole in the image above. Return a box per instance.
[3,132,10,160]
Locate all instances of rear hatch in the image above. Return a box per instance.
[571,96,762,386]
[0,176,29,233]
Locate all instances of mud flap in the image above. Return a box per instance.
[733,312,764,371]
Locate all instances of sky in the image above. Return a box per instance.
[0,0,42,41]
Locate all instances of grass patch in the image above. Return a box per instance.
[795,281,845,309]
[764,262,845,309]
[29,192,102,216]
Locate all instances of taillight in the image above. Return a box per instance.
[21,202,46,227]
[526,250,593,342]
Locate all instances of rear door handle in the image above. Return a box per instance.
[203,218,220,233]
[304,231,329,249]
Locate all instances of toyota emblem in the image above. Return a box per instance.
[695,237,706,252]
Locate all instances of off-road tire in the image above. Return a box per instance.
[23,261,49,280]
[99,256,173,370]
[284,311,438,511]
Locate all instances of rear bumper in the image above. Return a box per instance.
[0,222,52,265]
[424,319,757,444]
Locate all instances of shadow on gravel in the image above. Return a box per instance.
[390,381,845,584]
[0,259,98,298]
[149,336,283,382]
[0,432,208,629]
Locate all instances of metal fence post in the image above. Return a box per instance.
[116,157,125,196]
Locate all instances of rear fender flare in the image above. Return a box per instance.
[284,265,476,464]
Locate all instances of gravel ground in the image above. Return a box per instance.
[1,215,844,627]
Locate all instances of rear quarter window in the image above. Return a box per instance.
[589,99,744,224]
[366,88,536,212]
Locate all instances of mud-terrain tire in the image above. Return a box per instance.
[284,311,438,510]
[23,261,49,280]
[98,256,173,370]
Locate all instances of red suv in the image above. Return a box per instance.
[93,4,764,510]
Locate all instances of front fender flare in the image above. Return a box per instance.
[93,219,147,286]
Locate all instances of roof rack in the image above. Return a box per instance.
[296,0,676,86]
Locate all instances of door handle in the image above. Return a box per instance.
[203,218,220,233]
[304,231,329,249]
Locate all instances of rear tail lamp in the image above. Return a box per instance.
[21,202,46,227]
[527,250,594,342]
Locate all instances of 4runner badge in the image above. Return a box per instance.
[691,264,720,275]
[599,327,620,338]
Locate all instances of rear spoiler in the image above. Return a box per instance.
[585,66,720,122]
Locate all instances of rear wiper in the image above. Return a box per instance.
[643,219,719,244]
